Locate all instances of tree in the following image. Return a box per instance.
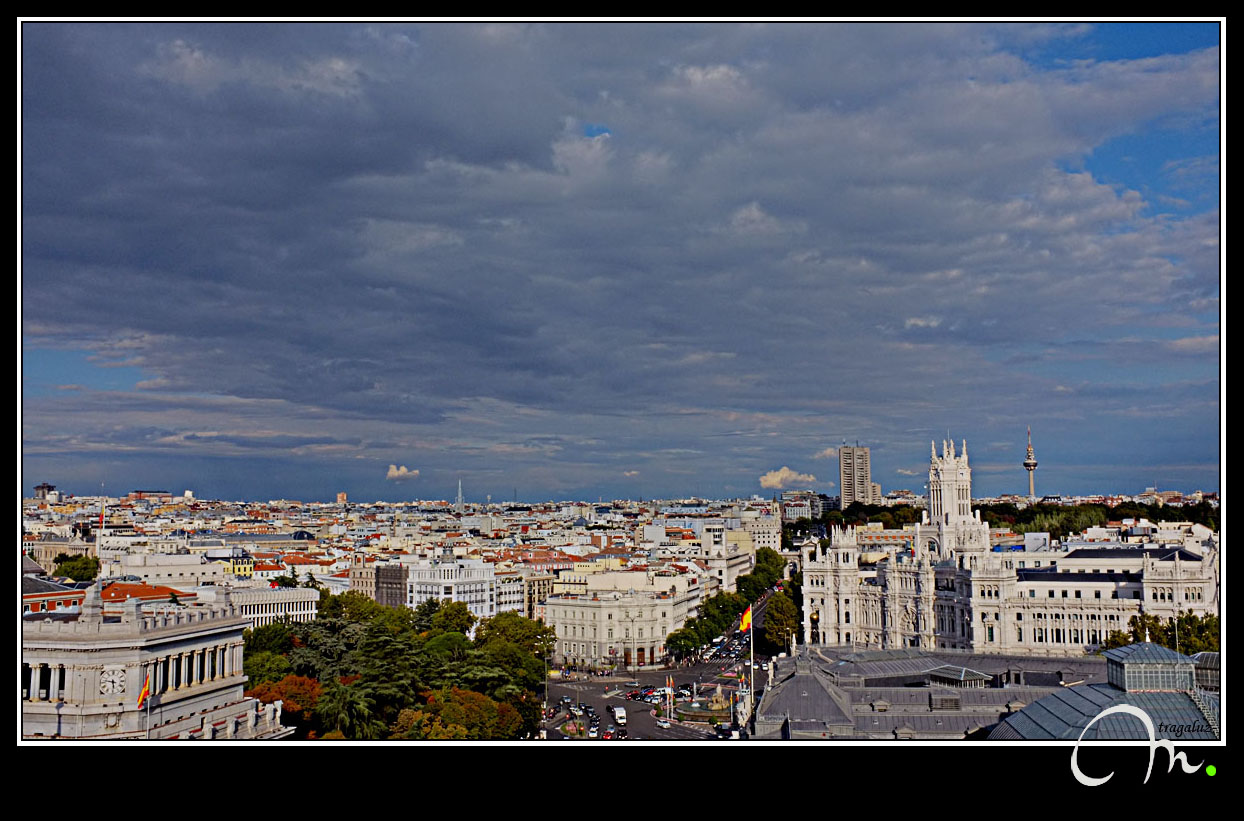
[1099,612,1219,655]
[244,651,291,686]
[244,622,295,657]
[473,611,556,657]
[411,597,442,632]
[735,573,769,604]
[246,674,323,736]
[421,687,524,740]
[666,627,701,660]
[762,592,799,654]
[316,680,385,740]
[390,708,469,740]
[53,555,99,582]
[430,600,477,635]
[319,590,385,623]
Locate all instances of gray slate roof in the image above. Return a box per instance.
[1062,547,1201,562]
[1103,642,1193,665]
[755,656,855,737]
[988,683,1218,740]
[22,575,74,595]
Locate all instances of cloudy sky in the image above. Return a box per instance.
[21,22,1221,503]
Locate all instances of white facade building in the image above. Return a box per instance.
[803,439,1218,656]
[22,585,292,740]
[195,585,320,629]
[403,550,498,622]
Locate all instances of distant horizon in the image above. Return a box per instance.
[24,478,1220,507]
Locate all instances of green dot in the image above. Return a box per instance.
[1206,765,1216,776]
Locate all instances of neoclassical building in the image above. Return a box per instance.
[22,584,292,740]
[802,440,1218,656]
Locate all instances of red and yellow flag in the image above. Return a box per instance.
[740,605,752,633]
[136,671,151,709]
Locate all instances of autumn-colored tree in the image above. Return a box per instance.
[422,687,524,740]
[247,674,323,732]
[390,708,469,740]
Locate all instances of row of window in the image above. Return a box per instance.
[1027,588,1131,599]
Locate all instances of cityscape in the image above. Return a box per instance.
[21,21,1220,758]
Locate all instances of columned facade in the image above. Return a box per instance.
[22,585,290,740]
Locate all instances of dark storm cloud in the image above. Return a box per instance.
[22,22,1220,499]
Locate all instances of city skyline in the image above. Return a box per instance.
[22,22,1222,503]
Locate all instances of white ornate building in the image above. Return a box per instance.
[802,439,1218,656]
[22,585,292,740]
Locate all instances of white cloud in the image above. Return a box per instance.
[812,447,838,459]
[759,466,817,489]
[142,39,361,97]
[727,202,806,237]
[1166,335,1218,355]
[386,465,419,481]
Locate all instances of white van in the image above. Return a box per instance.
[614,706,627,725]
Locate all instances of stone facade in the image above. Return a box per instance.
[403,550,498,622]
[803,440,1218,656]
[195,585,320,629]
[547,590,687,670]
[22,585,292,740]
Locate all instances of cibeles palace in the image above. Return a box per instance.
[801,440,1218,656]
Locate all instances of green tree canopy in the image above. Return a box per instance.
[53,555,99,582]
[244,651,292,686]
[430,600,477,635]
[473,611,557,657]
[762,591,799,655]
[316,680,386,740]
[244,621,295,657]
[1100,612,1219,655]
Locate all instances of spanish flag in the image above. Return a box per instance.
[740,605,752,633]
[137,671,151,709]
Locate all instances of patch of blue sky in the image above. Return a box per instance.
[22,347,147,397]
[1014,22,1219,70]
[1082,128,1219,217]
[582,123,612,138]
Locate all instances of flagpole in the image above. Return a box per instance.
[749,598,754,730]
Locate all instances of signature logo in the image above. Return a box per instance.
[1070,704,1203,786]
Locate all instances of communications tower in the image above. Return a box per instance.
[1023,427,1038,498]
